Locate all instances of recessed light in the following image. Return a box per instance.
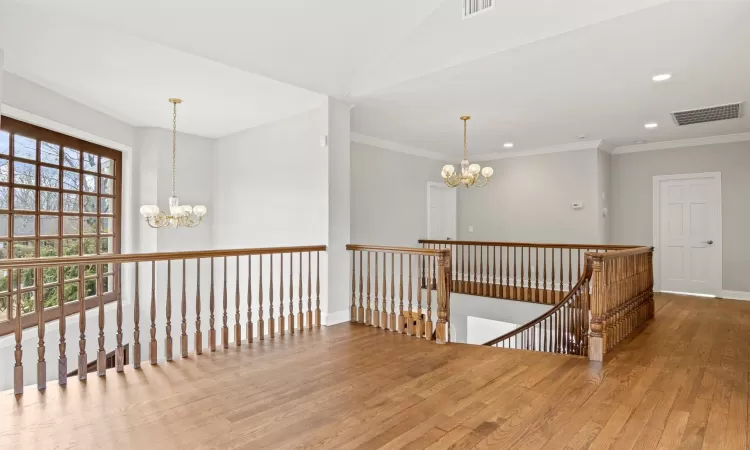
[503,142,514,148]
[635,140,646,145]
[652,73,672,82]
[644,123,658,129]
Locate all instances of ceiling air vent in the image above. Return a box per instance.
[671,102,743,126]
[463,0,494,19]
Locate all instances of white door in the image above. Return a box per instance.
[427,183,457,240]
[655,173,721,296]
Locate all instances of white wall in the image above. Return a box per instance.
[465,316,518,346]
[611,142,750,293]
[457,149,600,243]
[351,143,445,246]
[596,149,611,244]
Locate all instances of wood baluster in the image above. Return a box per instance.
[421,250,426,289]
[426,254,433,340]
[307,252,313,330]
[236,256,242,344]
[577,249,581,282]
[181,260,188,357]
[365,252,372,326]
[134,263,142,366]
[350,251,356,322]
[258,255,265,340]
[209,258,216,351]
[390,253,397,332]
[35,267,46,390]
[278,253,285,336]
[115,264,124,372]
[222,256,229,347]
[479,246,484,296]
[417,254,423,338]
[407,255,413,335]
[195,259,203,355]
[569,249,573,299]
[551,248,556,304]
[247,256,253,343]
[316,251,321,328]
[268,253,276,339]
[542,248,547,304]
[527,247,532,302]
[58,264,68,382]
[472,245,477,294]
[512,247,517,300]
[77,264,87,380]
[373,252,380,328]
[432,245,437,290]
[97,263,106,375]
[397,254,405,333]
[492,246,497,298]
[560,248,564,303]
[460,245,465,293]
[357,251,364,323]
[165,260,173,361]
[519,246,524,300]
[288,252,294,334]
[381,252,387,329]
[504,246,509,298]
[298,252,304,332]
[484,246,490,296]
[535,247,539,303]
[13,269,23,394]
[150,261,157,364]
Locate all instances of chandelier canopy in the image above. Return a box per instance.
[140,98,207,228]
[441,116,493,188]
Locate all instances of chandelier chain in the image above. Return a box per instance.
[463,118,468,160]
[172,101,177,197]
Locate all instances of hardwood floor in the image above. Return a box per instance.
[2,293,749,449]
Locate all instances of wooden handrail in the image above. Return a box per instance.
[6,245,326,395]
[346,244,451,344]
[418,239,638,250]
[0,245,328,269]
[483,258,593,349]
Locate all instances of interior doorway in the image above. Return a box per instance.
[653,172,722,296]
[426,182,457,240]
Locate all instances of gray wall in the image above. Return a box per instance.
[351,142,444,246]
[457,149,600,243]
[611,142,750,292]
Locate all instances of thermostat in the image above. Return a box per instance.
[571,202,584,210]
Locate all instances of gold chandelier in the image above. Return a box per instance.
[139,98,207,228]
[441,116,493,188]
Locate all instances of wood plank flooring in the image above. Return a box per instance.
[1,293,749,449]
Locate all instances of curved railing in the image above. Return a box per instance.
[483,256,593,355]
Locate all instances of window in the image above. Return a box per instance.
[0,117,121,334]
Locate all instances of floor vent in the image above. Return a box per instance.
[463,0,494,19]
[671,102,743,126]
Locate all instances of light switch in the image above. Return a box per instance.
[571,202,584,210]
[468,226,474,233]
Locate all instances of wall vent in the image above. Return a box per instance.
[671,102,743,126]
[463,0,494,19]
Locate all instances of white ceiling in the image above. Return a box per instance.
[0,1,325,138]
[1,0,749,155]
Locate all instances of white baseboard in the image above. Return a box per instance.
[323,309,350,326]
[720,290,750,301]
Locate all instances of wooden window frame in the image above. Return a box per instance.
[0,117,122,336]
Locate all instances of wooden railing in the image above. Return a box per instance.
[3,245,326,395]
[482,246,654,361]
[588,247,654,361]
[345,244,451,344]
[483,257,593,355]
[419,240,635,305]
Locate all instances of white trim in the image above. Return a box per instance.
[471,139,603,162]
[351,132,448,161]
[613,132,750,155]
[652,172,722,296]
[720,290,750,301]
[1,103,132,153]
[322,309,350,326]
[426,181,457,240]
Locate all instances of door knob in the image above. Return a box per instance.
[702,240,714,245]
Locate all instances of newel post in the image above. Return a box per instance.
[435,249,451,344]
[588,254,606,362]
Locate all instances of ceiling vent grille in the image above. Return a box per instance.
[463,0,494,19]
[671,102,743,126]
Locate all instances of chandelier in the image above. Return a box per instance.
[441,116,493,188]
[139,98,207,228]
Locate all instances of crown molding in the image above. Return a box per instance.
[612,132,750,155]
[471,139,603,162]
[350,132,449,161]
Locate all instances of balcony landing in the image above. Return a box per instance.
[2,294,749,449]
